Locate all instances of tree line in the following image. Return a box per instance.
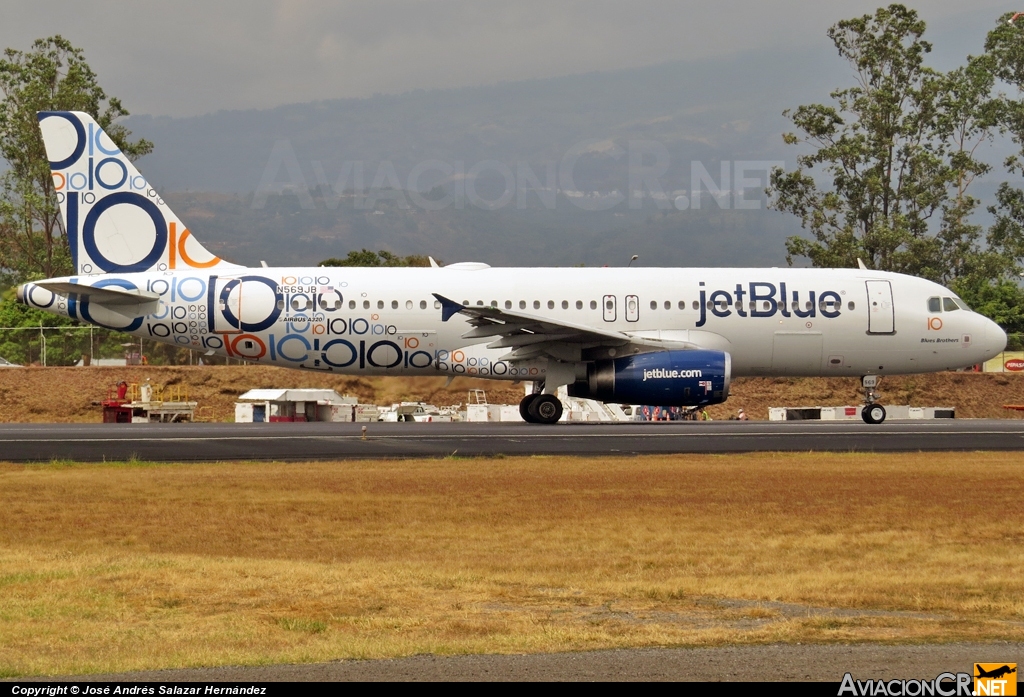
[0,12,1021,365]
[768,5,1024,333]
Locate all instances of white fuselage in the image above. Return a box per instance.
[19,266,1008,380]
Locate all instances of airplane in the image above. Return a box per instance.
[16,111,1009,424]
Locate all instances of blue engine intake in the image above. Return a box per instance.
[567,349,731,406]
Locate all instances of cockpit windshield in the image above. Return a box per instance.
[928,296,972,313]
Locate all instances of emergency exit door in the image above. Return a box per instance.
[211,276,244,334]
[866,280,895,334]
[602,294,617,322]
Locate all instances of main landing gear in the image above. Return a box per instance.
[860,375,886,424]
[519,389,564,425]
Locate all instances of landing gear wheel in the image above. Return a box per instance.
[861,404,886,424]
[528,394,563,425]
[519,393,541,422]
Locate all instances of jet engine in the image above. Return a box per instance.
[567,349,731,406]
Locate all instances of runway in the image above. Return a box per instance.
[0,419,1022,461]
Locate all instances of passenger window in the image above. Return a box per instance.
[377,300,384,309]
[349,300,356,309]
[534,300,541,309]
[490,300,497,307]
[664,301,671,310]
[420,300,427,309]
[434,300,441,309]
[943,297,959,312]
[561,300,568,309]
[547,300,554,309]
[476,300,484,306]
[678,301,685,310]
[692,300,699,310]
[650,300,657,310]
[363,300,370,309]
[590,300,597,310]
[576,300,583,310]
[519,300,526,309]
[277,299,285,310]
[505,300,512,309]
[405,300,413,310]
[392,300,399,309]
[847,301,855,310]
[928,297,941,313]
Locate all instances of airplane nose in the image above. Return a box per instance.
[986,318,1008,355]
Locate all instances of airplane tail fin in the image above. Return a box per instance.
[37,111,239,275]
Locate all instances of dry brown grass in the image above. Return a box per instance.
[0,452,1022,676]
[0,365,1020,422]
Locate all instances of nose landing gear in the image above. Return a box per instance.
[860,375,886,424]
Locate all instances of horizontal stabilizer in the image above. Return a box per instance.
[33,281,160,305]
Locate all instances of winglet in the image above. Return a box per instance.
[432,293,464,322]
[429,256,440,268]
[857,258,868,270]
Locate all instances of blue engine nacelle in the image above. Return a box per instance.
[567,349,731,406]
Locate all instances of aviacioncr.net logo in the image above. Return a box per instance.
[838,672,973,696]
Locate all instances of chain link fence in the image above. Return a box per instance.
[984,333,1024,372]
[0,325,239,366]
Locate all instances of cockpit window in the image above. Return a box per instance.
[928,297,941,313]
[953,297,971,311]
[942,297,959,312]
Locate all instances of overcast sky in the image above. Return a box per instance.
[2,0,1018,118]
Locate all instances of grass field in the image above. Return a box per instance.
[0,452,1022,677]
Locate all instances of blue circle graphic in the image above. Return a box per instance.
[39,112,86,170]
[82,192,167,273]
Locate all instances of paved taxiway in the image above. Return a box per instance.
[31,643,1024,681]
[0,419,1021,461]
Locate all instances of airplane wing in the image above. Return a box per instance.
[33,281,160,306]
[433,293,699,362]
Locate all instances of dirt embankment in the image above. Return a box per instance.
[0,366,1019,422]
[0,366,527,423]
[0,366,1019,421]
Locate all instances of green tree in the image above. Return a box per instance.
[320,249,434,267]
[769,5,1024,333]
[0,36,152,284]
[768,5,1001,282]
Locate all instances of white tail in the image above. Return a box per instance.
[37,111,239,275]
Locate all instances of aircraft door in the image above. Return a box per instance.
[625,295,639,322]
[209,275,282,335]
[211,276,243,334]
[602,294,617,322]
[771,331,823,374]
[866,281,895,334]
